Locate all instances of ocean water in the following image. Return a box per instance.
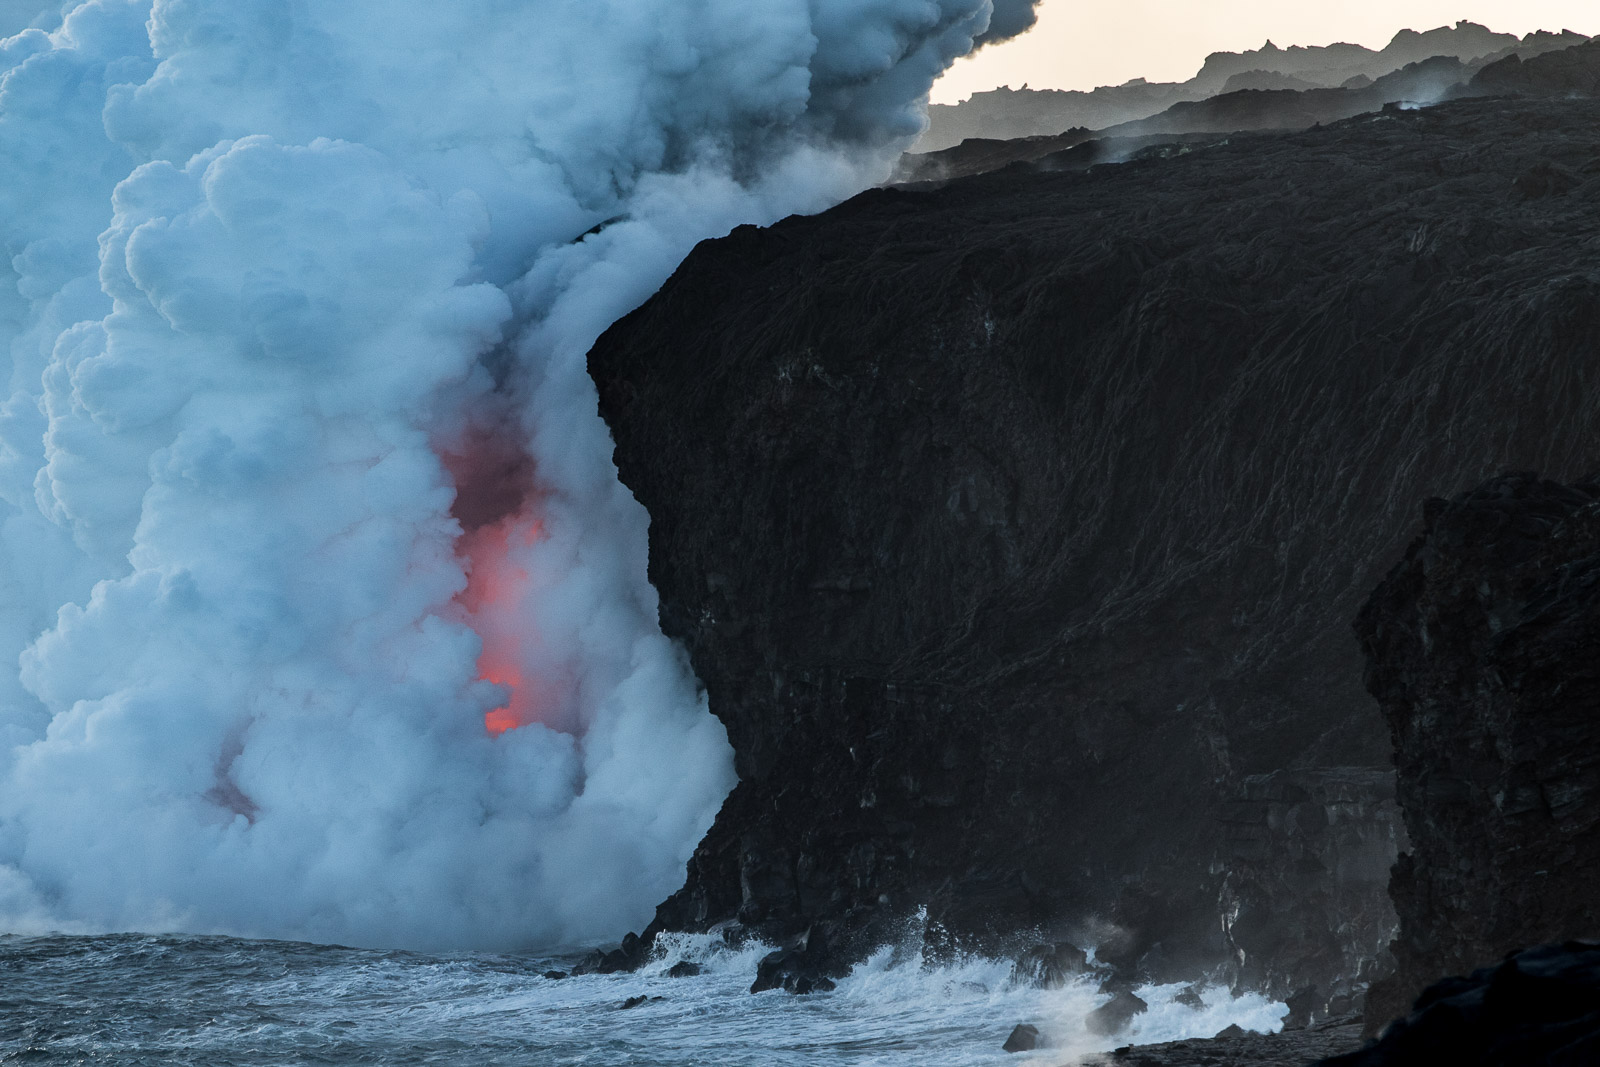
[0,931,1285,1065]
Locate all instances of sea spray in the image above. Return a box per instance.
[2,931,1285,1064]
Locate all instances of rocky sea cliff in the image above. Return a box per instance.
[589,78,1600,1046]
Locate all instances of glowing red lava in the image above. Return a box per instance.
[456,513,545,735]
[439,416,546,736]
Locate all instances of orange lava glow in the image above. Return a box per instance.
[438,418,548,737]
[456,513,545,735]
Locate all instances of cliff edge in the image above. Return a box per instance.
[589,95,1600,1003]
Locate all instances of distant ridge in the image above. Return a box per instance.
[918,22,1590,151]
[900,36,1600,183]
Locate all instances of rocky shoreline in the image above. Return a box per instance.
[1092,1016,1364,1066]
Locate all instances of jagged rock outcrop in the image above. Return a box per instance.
[589,95,1600,1001]
[1191,22,1518,90]
[1323,943,1600,1066]
[1354,474,1600,1030]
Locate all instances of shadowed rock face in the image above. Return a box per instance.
[589,95,1600,1000]
[1323,943,1600,1066]
[1354,474,1600,1031]
[1474,38,1600,95]
[1220,770,1401,1017]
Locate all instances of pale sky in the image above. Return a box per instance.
[932,1,1600,103]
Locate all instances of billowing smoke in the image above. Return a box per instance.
[977,0,1039,44]
[0,0,1038,950]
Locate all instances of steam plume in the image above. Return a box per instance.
[0,0,1036,949]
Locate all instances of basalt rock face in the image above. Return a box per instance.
[1354,474,1600,1031]
[1323,943,1600,1066]
[589,96,1600,1000]
[1219,770,1402,1019]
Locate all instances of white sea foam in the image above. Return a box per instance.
[571,936,1284,1065]
[825,943,1285,1062]
[4,930,1288,1063]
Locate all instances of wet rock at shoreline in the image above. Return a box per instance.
[573,931,649,976]
[1092,1016,1363,1066]
[750,928,842,994]
[1086,992,1150,1037]
[1011,942,1090,989]
[1003,1023,1041,1053]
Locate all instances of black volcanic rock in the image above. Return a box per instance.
[1321,943,1600,1066]
[1219,769,1400,1021]
[571,931,648,976]
[1353,473,1600,1030]
[590,96,1600,1003]
[1002,1022,1040,1052]
[750,929,840,994]
[1010,941,1088,989]
[1104,1016,1363,1066]
[895,129,1228,184]
[1087,991,1149,1037]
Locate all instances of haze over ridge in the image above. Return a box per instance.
[933,2,1600,103]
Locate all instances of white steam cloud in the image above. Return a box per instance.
[0,0,1034,950]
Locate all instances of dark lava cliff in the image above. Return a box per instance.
[1355,473,1600,1031]
[589,95,1600,1004]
